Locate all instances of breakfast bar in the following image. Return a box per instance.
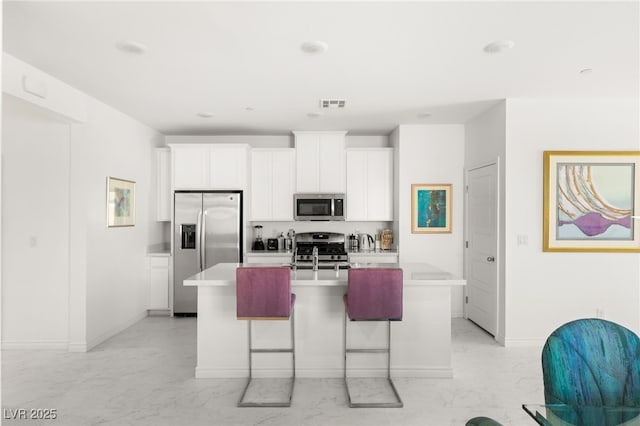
[184,262,466,379]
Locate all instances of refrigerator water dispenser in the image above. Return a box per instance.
[181,224,196,249]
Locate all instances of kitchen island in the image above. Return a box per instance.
[184,262,465,379]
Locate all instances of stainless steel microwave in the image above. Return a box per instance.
[294,193,345,221]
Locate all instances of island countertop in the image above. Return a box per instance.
[184,262,466,287]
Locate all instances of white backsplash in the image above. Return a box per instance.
[246,221,394,251]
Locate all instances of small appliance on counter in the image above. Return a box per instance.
[252,225,265,250]
[359,233,374,251]
[267,238,278,250]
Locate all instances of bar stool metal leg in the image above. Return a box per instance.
[238,310,295,407]
[344,313,403,408]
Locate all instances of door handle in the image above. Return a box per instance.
[486,256,495,262]
[197,210,203,271]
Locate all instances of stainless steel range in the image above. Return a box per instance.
[294,232,349,270]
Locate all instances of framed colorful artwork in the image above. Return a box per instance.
[543,151,640,252]
[411,184,452,233]
[107,176,136,227]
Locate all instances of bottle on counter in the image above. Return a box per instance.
[374,233,381,251]
[277,232,285,251]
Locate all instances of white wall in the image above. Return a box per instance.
[465,102,507,341]
[2,56,164,351]
[395,124,466,316]
[2,96,71,348]
[70,97,164,351]
[503,99,640,344]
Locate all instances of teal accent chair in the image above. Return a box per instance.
[465,416,503,426]
[542,318,640,425]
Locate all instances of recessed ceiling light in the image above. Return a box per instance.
[483,40,515,54]
[579,68,593,75]
[116,40,147,55]
[197,112,214,118]
[417,112,432,119]
[307,112,324,119]
[301,41,329,55]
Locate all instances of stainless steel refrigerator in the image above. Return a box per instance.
[173,191,243,315]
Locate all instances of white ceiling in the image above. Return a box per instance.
[4,1,638,135]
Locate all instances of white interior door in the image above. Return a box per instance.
[465,163,499,336]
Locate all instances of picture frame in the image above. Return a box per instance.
[107,176,136,227]
[543,151,640,252]
[411,184,452,233]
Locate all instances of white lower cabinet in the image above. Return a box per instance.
[147,256,170,310]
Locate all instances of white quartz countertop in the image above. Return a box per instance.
[184,262,465,287]
[347,249,398,256]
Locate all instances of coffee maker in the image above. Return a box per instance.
[252,225,265,250]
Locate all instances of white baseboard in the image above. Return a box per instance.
[85,311,148,351]
[4,312,152,352]
[195,366,453,379]
[68,341,88,352]
[2,340,68,350]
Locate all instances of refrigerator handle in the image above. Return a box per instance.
[197,209,203,271]
[201,209,207,270]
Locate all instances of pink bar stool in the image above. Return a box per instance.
[343,267,403,408]
[236,266,296,407]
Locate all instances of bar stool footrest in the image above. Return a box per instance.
[345,377,403,408]
[238,377,295,408]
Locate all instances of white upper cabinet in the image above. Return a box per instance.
[170,144,248,190]
[208,146,247,189]
[251,148,295,221]
[294,131,346,193]
[346,148,393,221]
[156,148,171,222]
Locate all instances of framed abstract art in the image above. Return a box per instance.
[411,183,452,233]
[543,151,640,252]
[107,176,136,227]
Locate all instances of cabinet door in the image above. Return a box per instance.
[318,133,346,192]
[148,257,169,309]
[209,146,247,189]
[271,150,296,220]
[366,150,393,220]
[346,150,367,220]
[250,150,273,220]
[295,133,320,192]
[156,148,171,222]
[173,146,208,189]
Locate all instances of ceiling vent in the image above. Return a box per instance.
[320,99,346,109]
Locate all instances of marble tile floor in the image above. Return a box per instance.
[2,317,544,426]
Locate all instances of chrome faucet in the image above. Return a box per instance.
[312,246,319,271]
